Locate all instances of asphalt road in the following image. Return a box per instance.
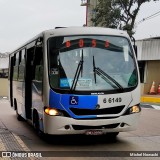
[0,99,160,160]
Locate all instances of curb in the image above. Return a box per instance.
[0,120,30,152]
[141,96,160,103]
[0,121,41,159]
[13,134,30,151]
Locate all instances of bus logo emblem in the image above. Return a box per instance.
[69,96,79,105]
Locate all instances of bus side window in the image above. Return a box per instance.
[18,49,25,81]
[13,52,19,81]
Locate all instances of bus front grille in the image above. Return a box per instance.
[72,123,120,130]
[70,105,125,116]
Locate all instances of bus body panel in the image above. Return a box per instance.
[41,85,140,134]
[43,113,140,135]
[49,89,133,119]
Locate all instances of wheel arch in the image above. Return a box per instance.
[14,98,17,111]
[32,108,39,124]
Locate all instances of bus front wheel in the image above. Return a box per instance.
[106,132,119,139]
[33,111,45,138]
[14,99,23,121]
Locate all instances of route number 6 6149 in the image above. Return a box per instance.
[103,98,122,103]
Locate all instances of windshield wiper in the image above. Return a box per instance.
[70,50,84,91]
[93,56,97,84]
[92,56,124,90]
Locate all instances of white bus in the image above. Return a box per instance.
[9,27,141,137]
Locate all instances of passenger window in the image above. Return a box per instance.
[13,52,19,80]
[18,49,25,81]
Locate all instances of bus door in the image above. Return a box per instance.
[32,40,43,117]
[9,56,14,107]
[25,39,43,120]
[25,45,34,119]
[18,49,26,116]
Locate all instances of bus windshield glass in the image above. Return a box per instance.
[48,36,138,92]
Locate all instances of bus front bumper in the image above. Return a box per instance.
[43,113,141,135]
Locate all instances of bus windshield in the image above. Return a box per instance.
[48,35,138,92]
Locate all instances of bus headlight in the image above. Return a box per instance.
[44,107,63,116]
[129,105,141,114]
[124,104,141,115]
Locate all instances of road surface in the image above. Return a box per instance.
[0,99,160,159]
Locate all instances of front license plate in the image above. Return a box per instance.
[85,130,103,135]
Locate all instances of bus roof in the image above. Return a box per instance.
[10,27,129,55]
[44,27,129,38]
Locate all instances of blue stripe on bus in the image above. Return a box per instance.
[49,89,98,119]
[49,90,64,110]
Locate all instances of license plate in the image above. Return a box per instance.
[85,130,103,135]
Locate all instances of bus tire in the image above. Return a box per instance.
[14,99,23,121]
[106,132,119,139]
[33,111,45,138]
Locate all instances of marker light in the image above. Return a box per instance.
[105,40,109,48]
[79,39,84,47]
[44,107,59,116]
[92,39,96,47]
[66,41,71,48]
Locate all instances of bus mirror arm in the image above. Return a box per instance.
[39,37,43,43]
[133,45,137,58]
[131,36,137,58]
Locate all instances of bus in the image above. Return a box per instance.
[9,27,141,137]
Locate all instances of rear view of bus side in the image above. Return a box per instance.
[9,27,141,137]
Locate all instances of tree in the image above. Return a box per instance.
[92,0,159,37]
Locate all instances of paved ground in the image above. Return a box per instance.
[0,98,40,159]
[0,98,160,160]
[140,103,160,110]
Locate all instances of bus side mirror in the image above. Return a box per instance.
[133,45,137,58]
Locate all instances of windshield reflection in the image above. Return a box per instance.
[48,36,138,92]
